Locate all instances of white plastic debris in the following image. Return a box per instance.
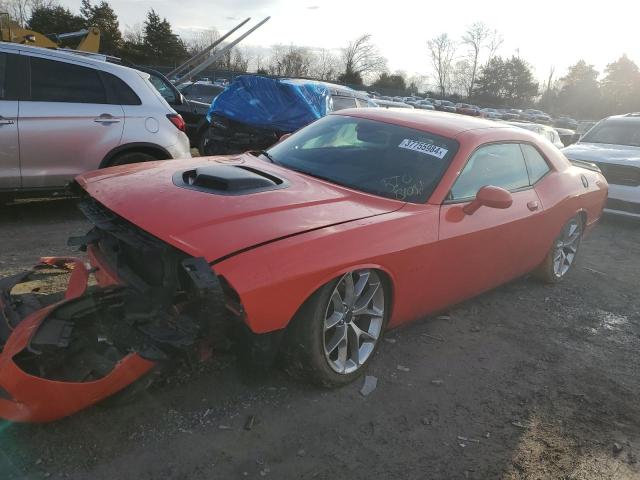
[360,375,378,396]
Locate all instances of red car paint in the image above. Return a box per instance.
[0,110,607,422]
[0,259,155,423]
[79,110,607,334]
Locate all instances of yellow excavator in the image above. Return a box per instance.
[0,12,100,52]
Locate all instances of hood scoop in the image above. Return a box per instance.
[173,165,288,195]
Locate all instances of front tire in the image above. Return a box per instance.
[283,269,388,387]
[535,215,583,283]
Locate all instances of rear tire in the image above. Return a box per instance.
[535,215,583,283]
[108,152,157,167]
[282,270,389,387]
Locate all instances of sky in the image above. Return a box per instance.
[58,0,638,84]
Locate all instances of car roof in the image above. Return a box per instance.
[335,108,506,137]
[0,41,142,77]
[604,113,640,122]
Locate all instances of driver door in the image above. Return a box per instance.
[430,143,547,308]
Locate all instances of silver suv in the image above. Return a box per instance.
[0,43,191,198]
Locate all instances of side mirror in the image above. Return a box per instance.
[278,133,292,142]
[463,185,513,215]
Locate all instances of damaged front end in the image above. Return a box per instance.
[0,199,233,423]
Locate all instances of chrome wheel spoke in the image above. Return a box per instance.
[353,271,370,298]
[325,311,344,331]
[336,338,348,372]
[353,282,380,315]
[342,272,356,307]
[347,324,361,366]
[351,321,378,343]
[325,324,347,355]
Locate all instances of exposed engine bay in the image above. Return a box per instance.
[0,198,241,423]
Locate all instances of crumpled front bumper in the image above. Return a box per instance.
[0,257,156,423]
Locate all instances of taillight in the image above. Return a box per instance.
[167,114,186,132]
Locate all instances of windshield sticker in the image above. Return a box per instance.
[398,139,448,159]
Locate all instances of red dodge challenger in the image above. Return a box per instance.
[0,110,607,422]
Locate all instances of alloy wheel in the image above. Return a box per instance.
[552,218,582,278]
[322,269,385,374]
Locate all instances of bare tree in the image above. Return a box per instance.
[340,34,387,83]
[451,59,473,96]
[3,0,31,26]
[220,47,249,72]
[1,0,62,27]
[485,29,503,67]
[545,65,555,92]
[309,48,340,81]
[267,44,313,77]
[462,22,490,97]
[123,22,144,44]
[427,33,456,98]
[186,28,220,57]
[407,74,428,94]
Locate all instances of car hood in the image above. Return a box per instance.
[76,155,404,262]
[562,142,640,165]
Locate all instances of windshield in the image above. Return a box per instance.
[266,115,459,203]
[581,120,640,147]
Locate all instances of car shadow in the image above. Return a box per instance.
[0,198,83,225]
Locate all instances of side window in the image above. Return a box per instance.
[101,72,141,105]
[355,98,370,108]
[30,57,106,104]
[331,96,357,111]
[206,85,224,97]
[147,72,176,104]
[450,143,530,200]
[521,144,551,184]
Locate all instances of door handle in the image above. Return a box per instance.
[527,200,539,211]
[94,114,121,124]
[0,116,15,125]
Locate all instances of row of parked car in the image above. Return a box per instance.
[372,94,582,128]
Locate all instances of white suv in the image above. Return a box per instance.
[563,113,640,219]
[0,42,190,198]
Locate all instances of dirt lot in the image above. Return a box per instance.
[0,199,639,480]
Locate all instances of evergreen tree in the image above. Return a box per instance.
[80,0,123,55]
[555,60,601,118]
[28,5,84,36]
[143,9,188,66]
[601,55,640,115]
[474,56,537,106]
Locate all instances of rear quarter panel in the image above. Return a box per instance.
[533,145,607,243]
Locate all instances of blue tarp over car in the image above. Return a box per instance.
[207,75,331,133]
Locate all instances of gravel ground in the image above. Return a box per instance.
[0,199,638,480]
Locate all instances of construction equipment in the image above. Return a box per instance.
[0,13,100,52]
[167,16,270,84]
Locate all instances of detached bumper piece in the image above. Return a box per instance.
[0,257,212,423]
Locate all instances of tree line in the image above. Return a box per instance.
[425,26,640,119]
[3,0,639,120]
